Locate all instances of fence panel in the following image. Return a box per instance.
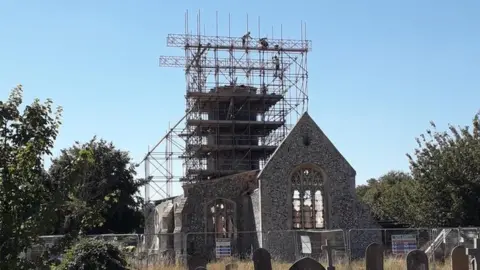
[132,232,183,269]
[348,228,433,262]
[184,231,263,269]
[27,235,64,264]
[265,229,346,265]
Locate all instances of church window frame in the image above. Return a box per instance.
[290,165,327,230]
[204,198,237,239]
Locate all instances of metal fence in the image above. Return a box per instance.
[347,227,480,268]
[30,228,480,269]
[265,229,346,264]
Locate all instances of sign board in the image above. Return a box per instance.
[300,235,312,254]
[391,234,417,254]
[215,238,231,258]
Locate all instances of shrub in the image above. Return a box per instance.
[55,238,128,270]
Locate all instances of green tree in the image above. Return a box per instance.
[407,114,480,227]
[0,86,64,269]
[356,171,421,225]
[49,138,146,235]
[55,238,128,270]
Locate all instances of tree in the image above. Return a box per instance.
[56,238,128,270]
[407,114,480,227]
[49,138,146,235]
[356,171,421,225]
[0,85,64,269]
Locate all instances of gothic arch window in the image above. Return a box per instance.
[291,166,326,229]
[206,198,236,238]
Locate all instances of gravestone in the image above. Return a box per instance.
[252,248,272,270]
[189,255,208,270]
[321,240,335,270]
[225,263,238,270]
[289,257,326,270]
[451,245,468,270]
[406,249,429,270]
[365,243,384,270]
[467,238,480,270]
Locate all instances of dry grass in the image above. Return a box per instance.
[141,257,452,270]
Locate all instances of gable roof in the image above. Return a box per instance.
[257,111,355,178]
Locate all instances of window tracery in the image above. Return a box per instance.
[291,167,325,229]
[206,198,235,238]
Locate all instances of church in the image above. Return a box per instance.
[143,111,380,264]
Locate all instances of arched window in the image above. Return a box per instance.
[206,198,236,238]
[291,167,325,229]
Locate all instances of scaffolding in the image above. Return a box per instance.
[139,11,311,202]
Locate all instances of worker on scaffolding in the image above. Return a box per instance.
[272,55,280,78]
[272,56,280,71]
[261,84,267,95]
[259,37,269,49]
[242,32,251,47]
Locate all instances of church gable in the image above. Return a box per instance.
[259,112,355,180]
[258,112,358,233]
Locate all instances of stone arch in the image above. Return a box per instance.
[204,198,237,238]
[287,164,330,229]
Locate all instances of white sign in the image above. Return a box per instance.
[392,234,417,254]
[215,238,231,258]
[300,235,312,254]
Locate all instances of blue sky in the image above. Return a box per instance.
[1,1,479,198]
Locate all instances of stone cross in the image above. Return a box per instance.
[289,257,326,270]
[225,263,238,270]
[252,248,272,270]
[467,238,480,270]
[406,249,429,270]
[321,239,335,270]
[451,245,469,270]
[365,243,384,270]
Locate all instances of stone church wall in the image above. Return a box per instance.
[181,171,259,261]
[258,113,381,262]
[348,200,382,259]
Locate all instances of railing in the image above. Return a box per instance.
[423,228,453,256]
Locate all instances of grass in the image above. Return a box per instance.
[138,257,452,270]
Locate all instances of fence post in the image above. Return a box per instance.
[347,229,353,262]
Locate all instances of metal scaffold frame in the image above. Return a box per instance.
[139,11,311,203]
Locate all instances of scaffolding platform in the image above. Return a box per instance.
[166,34,312,52]
[186,119,285,130]
[186,144,277,155]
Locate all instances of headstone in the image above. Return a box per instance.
[365,243,384,270]
[451,245,468,270]
[252,248,272,270]
[189,255,208,270]
[406,249,429,270]
[321,240,335,270]
[467,238,480,270]
[225,263,238,270]
[289,257,326,270]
